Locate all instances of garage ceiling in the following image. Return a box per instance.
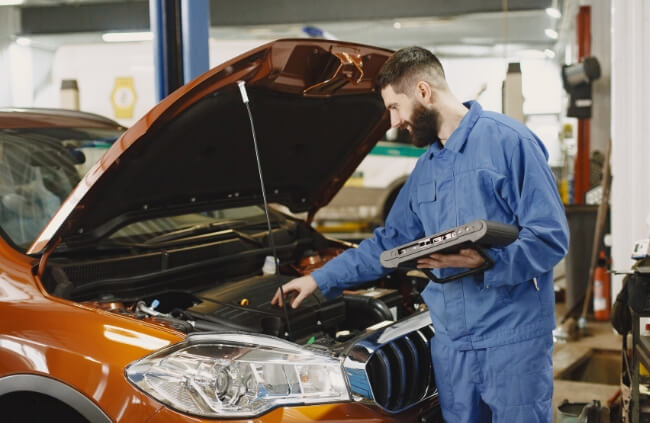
[10,0,565,56]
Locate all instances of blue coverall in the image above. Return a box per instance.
[312,101,569,422]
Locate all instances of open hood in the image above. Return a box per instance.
[29,39,393,254]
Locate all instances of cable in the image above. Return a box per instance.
[237,80,293,338]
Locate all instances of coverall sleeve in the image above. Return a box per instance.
[312,173,425,298]
[482,132,569,288]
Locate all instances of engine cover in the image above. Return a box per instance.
[189,274,346,341]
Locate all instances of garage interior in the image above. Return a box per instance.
[0,0,649,422]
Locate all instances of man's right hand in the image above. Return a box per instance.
[271,275,317,309]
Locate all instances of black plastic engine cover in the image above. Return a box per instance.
[189,273,346,340]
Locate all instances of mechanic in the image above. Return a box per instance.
[271,46,569,423]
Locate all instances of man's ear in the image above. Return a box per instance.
[415,81,434,104]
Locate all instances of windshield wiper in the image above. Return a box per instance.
[142,228,263,248]
[142,220,248,245]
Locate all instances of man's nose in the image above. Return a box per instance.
[389,111,402,128]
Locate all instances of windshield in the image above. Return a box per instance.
[0,127,123,248]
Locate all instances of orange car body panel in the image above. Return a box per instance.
[0,238,181,421]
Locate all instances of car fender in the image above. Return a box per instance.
[0,373,112,423]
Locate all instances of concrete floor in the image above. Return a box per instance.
[552,319,622,422]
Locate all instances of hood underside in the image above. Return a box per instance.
[29,39,393,253]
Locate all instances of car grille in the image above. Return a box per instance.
[342,312,437,413]
[366,326,435,411]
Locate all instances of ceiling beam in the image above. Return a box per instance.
[20,0,551,35]
[210,0,552,25]
[21,2,149,34]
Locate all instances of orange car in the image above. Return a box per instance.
[0,39,441,422]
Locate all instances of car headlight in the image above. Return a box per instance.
[125,332,351,418]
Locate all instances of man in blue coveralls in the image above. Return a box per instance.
[272,47,569,422]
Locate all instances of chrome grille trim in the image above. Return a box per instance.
[342,312,437,413]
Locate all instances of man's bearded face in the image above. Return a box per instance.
[408,102,440,147]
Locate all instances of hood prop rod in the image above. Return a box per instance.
[237,80,292,339]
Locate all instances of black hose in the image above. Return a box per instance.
[343,294,394,322]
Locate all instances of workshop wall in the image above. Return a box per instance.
[611,0,650,299]
[11,37,563,167]
[0,7,20,107]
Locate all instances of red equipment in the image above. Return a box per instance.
[593,250,610,321]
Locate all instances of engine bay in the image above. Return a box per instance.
[40,215,430,348]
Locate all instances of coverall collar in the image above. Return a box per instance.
[427,100,482,158]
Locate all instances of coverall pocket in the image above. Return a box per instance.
[416,181,438,232]
[416,181,436,203]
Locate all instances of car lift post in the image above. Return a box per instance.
[150,0,209,100]
[181,0,210,84]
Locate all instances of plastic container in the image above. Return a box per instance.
[262,256,278,275]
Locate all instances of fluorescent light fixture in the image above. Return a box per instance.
[15,37,31,47]
[545,28,559,40]
[0,0,24,6]
[102,31,153,43]
[544,49,556,59]
[393,21,402,29]
[461,37,495,45]
[546,7,561,18]
[546,0,561,19]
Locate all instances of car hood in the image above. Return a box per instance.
[29,39,393,254]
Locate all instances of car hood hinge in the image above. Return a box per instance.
[37,237,62,279]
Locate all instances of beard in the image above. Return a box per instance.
[409,103,440,147]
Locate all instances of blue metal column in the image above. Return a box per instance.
[181,0,210,84]
[149,0,184,101]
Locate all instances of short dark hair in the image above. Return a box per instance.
[376,47,446,93]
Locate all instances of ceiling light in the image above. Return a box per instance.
[0,0,24,6]
[15,37,31,47]
[393,22,402,29]
[461,37,495,45]
[544,49,556,58]
[546,0,561,19]
[102,31,153,43]
[545,28,558,40]
[546,7,561,18]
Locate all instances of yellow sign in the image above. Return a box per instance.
[111,77,137,119]
[344,171,364,187]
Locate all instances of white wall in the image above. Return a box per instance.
[8,43,55,107]
[443,57,563,166]
[35,42,155,127]
[0,7,20,107]
[611,0,650,297]
[12,36,563,165]
[27,38,269,127]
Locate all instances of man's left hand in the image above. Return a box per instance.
[416,248,485,269]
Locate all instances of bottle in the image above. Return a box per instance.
[593,250,610,321]
[262,256,277,275]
